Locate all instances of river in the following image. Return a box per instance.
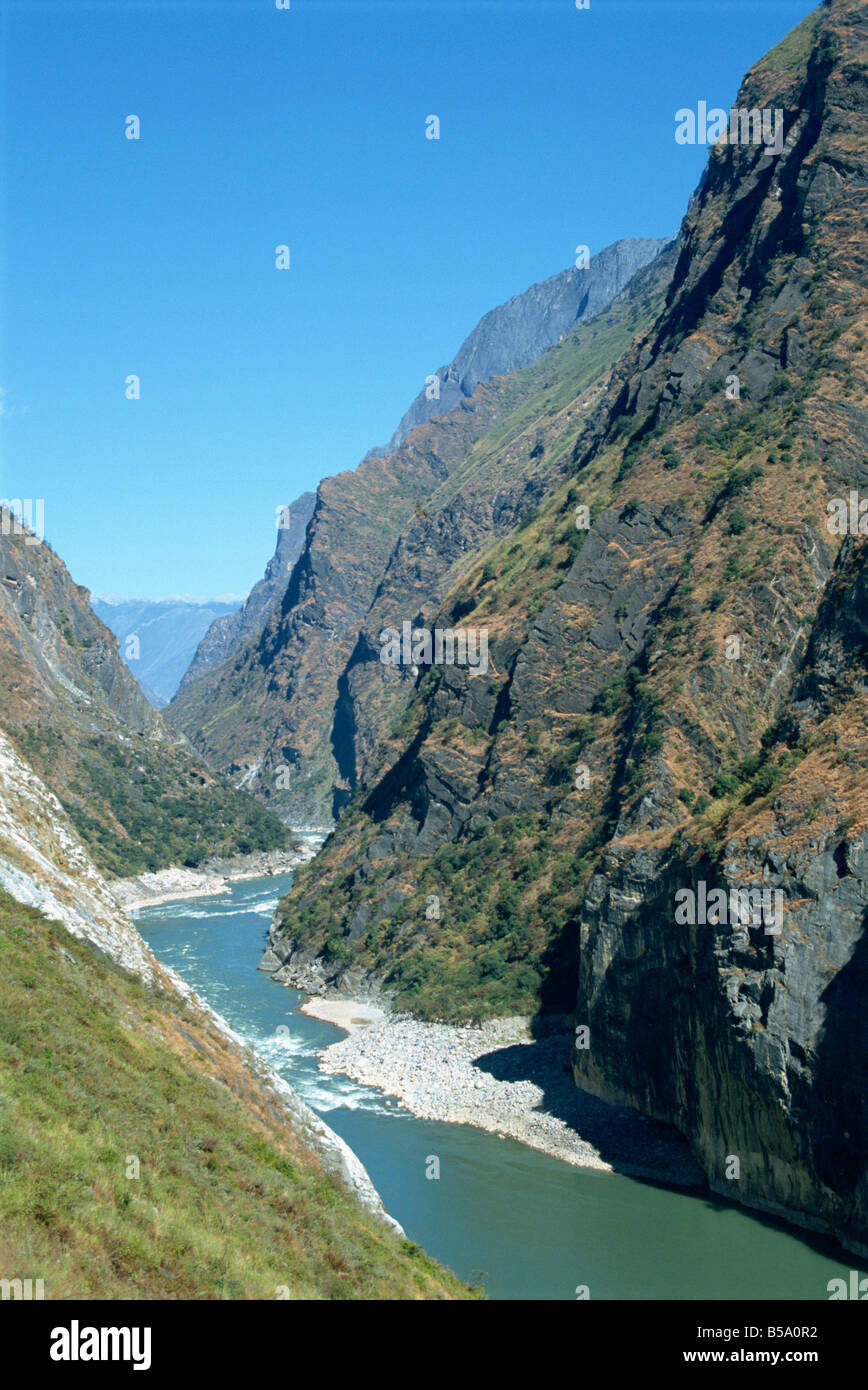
[136,871,864,1301]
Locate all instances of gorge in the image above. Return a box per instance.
[179,0,868,1261]
[1,0,867,1305]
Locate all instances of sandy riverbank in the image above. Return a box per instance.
[300,998,387,1034]
[303,1000,704,1185]
[111,844,320,912]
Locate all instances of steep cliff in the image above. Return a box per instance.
[0,518,289,876]
[262,0,868,1254]
[573,533,868,1253]
[167,242,672,827]
[177,490,316,690]
[367,238,669,457]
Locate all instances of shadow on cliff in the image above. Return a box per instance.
[470,1033,705,1187]
[808,905,868,1217]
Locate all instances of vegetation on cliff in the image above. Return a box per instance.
[270,0,866,1023]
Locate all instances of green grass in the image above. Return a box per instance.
[0,890,474,1299]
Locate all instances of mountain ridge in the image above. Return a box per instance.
[365,238,671,459]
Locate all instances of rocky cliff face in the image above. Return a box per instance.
[339,249,677,804]
[177,490,316,690]
[574,533,868,1254]
[0,518,289,876]
[367,238,669,457]
[167,245,673,827]
[262,0,868,1254]
[166,400,508,826]
[0,725,161,979]
[0,515,168,740]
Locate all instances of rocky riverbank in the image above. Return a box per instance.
[304,1001,704,1186]
[111,844,319,912]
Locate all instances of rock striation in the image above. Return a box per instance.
[167,242,673,826]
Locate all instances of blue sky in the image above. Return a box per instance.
[0,0,814,599]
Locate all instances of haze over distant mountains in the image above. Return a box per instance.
[92,595,245,706]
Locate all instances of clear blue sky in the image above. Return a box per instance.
[0,0,814,598]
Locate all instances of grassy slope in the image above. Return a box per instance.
[0,890,473,1299]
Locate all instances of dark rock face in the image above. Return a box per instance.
[575,536,868,1257]
[368,239,669,458]
[177,491,316,689]
[262,0,868,1253]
